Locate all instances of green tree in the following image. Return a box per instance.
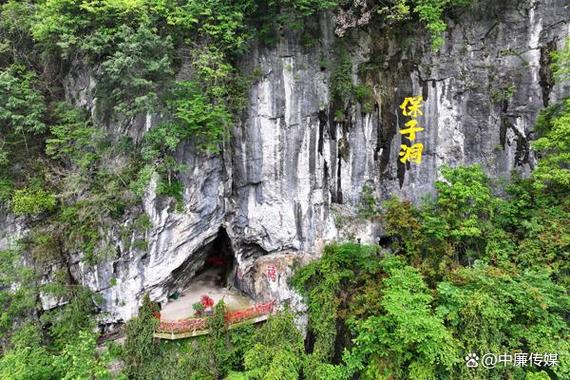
[340,256,457,380]
[0,339,55,380]
[96,24,174,119]
[0,65,46,135]
[237,311,305,380]
[0,248,38,338]
[122,294,160,379]
[552,37,570,80]
[52,330,111,380]
[533,99,570,190]
[437,264,570,379]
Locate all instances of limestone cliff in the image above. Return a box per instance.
[2,0,568,324]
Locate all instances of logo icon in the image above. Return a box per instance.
[465,353,479,368]
[482,353,498,369]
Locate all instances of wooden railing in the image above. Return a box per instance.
[156,301,275,335]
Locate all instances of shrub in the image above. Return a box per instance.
[192,302,205,316]
[122,294,160,380]
[0,65,46,135]
[11,187,57,216]
[96,24,174,119]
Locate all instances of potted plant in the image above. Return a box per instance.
[201,295,215,315]
[192,302,205,316]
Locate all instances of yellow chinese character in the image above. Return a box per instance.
[399,143,424,164]
[399,96,424,118]
[399,119,424,141]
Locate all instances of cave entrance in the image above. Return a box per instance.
[194,227,235,288]
[161,228,254,321]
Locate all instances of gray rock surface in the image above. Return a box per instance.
[2,0,568,324]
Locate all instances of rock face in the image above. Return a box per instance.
[2,0,568,323]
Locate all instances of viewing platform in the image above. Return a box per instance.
[154,301,275,340]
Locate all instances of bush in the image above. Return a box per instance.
[533,98,570,190]
[122,294,160,380]
[96,24,174,119]
[0,65,46,135]
[11,187,56,216]
[45,103,101,169]
[238,311,305,380]
[167,81,231,152]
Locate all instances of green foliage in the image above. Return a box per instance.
[0,321,109,380]
[41,287,98,350]
[533,98,570,190]
[156,0,254,52]
[291,146,569,378]
[0,248,106,380]
[0,1,36,65]
[292,243,381,375]
[0,249,38,336]
[437,264,570,379]
[0,177,14,203]
[254,0,336,38]
[235,311,305,380]
[342,256,457,380]
[0,1,567,379]
[122,293,160,379]
[354,84,375,113]
[168,81,231,152]
[293,244,458,379]
[45,103,102,169]
[32,0,149,55]
[330,45,354,104]
[357,184,380,218]
[0,338,55,380]
[330,45,376,114]
[206,300,231,378]
[52,330,111,380]
[0,64,46,135]
[270,0,337,16]
[384,165,496,279]
[552,37,570,81]
[156,178,184,205]
[384,0,472,49]
[11,186,57,216]
[96,24,174,119]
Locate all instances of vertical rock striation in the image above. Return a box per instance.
[1,0,568,323]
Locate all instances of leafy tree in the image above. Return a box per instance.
[207,300,230,378]
[0,338,55,380]
[45,103,102,169]
[122,294,160,379]
[96,24,174,120]
[341,256,457,380]
[384,165,497,281]
[437,264,570,380]
[533,98,570,191]
[40,287,99,350]
[0,65,46,135]
[335,0,472,48]
[0,248,38,339]
[52,330,111,380]
[238,311,305,380]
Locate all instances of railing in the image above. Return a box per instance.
[156,300,275,334]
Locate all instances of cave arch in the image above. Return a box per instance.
[167,227,237,295]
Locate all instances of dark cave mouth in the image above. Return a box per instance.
[161,228,255,319]
[167,227,237,293]
[194,227,236,288]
